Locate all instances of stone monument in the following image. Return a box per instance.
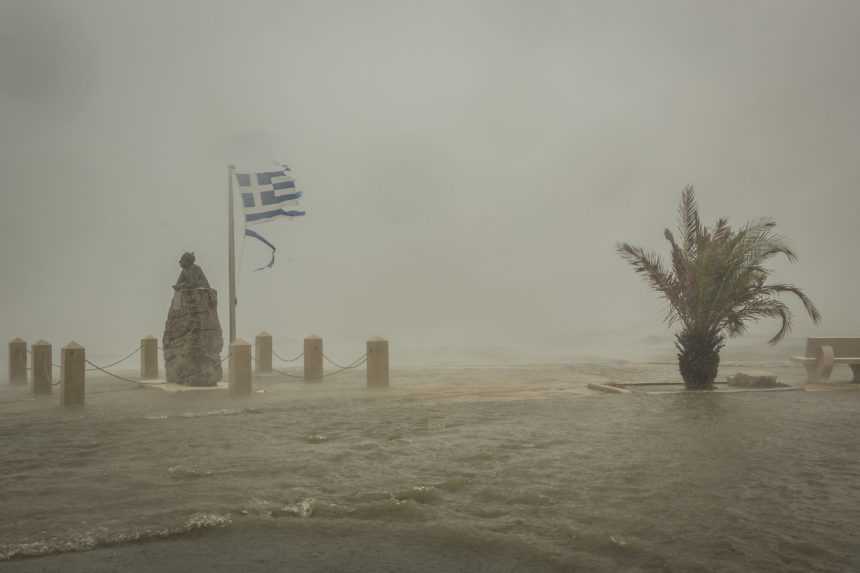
[162,252,224,386]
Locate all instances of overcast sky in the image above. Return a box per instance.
[1,0,858,365]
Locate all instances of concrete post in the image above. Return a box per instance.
[366,337,389,388]
[140,336,158,380]
[31,340,53,395]
[304,335,323,381]
[8,338,27,385]
[140,336,159,380]
[229,338,252,397]
[255,331,273,374]
[61,341,85,406]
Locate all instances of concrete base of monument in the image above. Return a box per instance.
[143,380,228,393]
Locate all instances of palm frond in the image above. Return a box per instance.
[712,217,731,242]
[726,299,792,344]
[663,228,689,291]
[616,242,681,322]
[758,283,822,324]
[678,185,701,258]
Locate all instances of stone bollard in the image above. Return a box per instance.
[61,342,85,406]
[229,338,252,397]
[255,331,273,374]
[31,340,53,395]
[366,337,389,388]
[8,338,27,385]
[140,336,159,380]
[304,335,323,381]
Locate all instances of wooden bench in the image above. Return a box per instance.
[791,337,860,383]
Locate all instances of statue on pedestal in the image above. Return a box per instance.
[173,252,211,290]
[162,253,224,386]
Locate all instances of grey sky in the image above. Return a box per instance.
[1,0,858,364]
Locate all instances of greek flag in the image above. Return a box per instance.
[235,164,306,270]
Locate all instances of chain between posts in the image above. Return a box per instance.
[321,354,368,379]
[273,350,304,363]
[86,346,142,371]
[317,353,368,379]
[266,352,368,380]
[84,359,145,386]
[26,345,143,372]
[81,346,147,388]
[323,353,365,370]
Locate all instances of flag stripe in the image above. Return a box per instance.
[243,199,301,215]
[271,180,296,191]
[256,170,290,185]
[246,209,306,223]
[260,190,302,206]
[244,228,277,270]
[242,194,301,210]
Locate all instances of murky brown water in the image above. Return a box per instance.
[1,362,858,571]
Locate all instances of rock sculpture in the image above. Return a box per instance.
[163,253,223,386]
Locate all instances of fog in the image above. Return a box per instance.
[2,0,859,365]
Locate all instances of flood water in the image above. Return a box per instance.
[1,361,858,571]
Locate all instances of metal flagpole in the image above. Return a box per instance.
[228,164,237,343]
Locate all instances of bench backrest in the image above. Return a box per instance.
[805,338,860,358]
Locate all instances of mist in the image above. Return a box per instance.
[5,3,860,571]
[2,0,859,364]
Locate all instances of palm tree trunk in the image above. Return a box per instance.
[676,331,723,389]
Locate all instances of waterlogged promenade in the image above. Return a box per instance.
[1,362,858,572]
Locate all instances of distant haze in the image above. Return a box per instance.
[2,0,858,366]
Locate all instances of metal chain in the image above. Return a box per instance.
[84,359,143,386]
[268,352,368,380]
[86,346,142,371]
[322,353,365,369]
[320,354,368,379]
[249,354,301,380]
[26,346,142,372]
[273,350,304,362]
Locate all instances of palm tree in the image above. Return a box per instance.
[617,186,821,389]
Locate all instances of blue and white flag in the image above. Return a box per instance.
[235,164,306,270]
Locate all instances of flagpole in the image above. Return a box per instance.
[228,164,237,343]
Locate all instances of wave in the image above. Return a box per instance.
[0,513,231,562]
[246,493,436,522]
[143,407,265,420]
